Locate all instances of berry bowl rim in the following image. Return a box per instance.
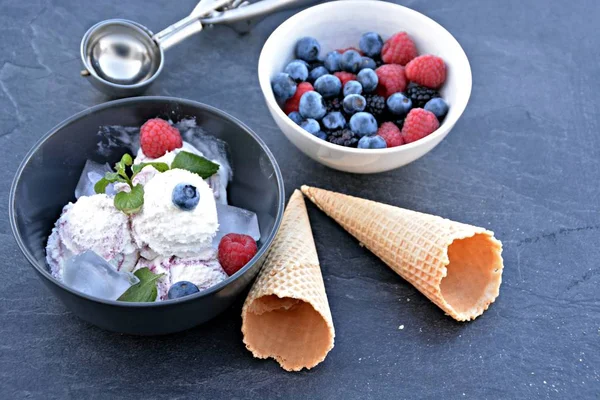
[258,0,472,155]
[9,96,286,309]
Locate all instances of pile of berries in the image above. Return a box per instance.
[271,33,449,149]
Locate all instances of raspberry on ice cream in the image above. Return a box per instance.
[134,252,227,301]
[140,118,183,158]
[46,194,139,279]
[131,169,219,259]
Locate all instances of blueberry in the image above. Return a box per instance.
[314,74,342,98]
[172,183,200,211]
[291,59,309,67]
[387,93,413,116]
[357,68,378,93]
[271,73,297,101]
[284,61,309,83]
[300,118,321,135]
[424,98,449,119]
[358,135,387,149]
[359,57,377,71]
[340,50,362,73]
[295,37,321,62]
[288,111,304,125]
[343,94,366,115]
[309,66,329,83]
[168,281,200,299]
[324,51,342,72]
[349,112,378,137]
[359,32,384,57]
[322,111,346,130]
[344,80,363,96]
[314,131,328,140]
[299,91,327,119]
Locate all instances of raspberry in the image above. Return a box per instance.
[140,119,183,159]
[375,64,407,98]
[218,233,258,276]
[333,71,357,87]
[406,82,440,108]
[336,47,364,56]
[381,32,418,66]
[401,108,439,144]
[378,122,404,147]
[284,82,314,114]
[405,55,446,89]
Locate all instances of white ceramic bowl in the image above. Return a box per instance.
[258,0,472,174]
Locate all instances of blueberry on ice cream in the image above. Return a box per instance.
[131,169,219,259]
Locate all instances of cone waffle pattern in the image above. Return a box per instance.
[301,185,503,321]
[242,190,334,371]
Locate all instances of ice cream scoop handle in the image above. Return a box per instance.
[200,0,309,25]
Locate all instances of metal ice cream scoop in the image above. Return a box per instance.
[80,0,308,97]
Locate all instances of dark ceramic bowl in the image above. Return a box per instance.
[9,97,285,335]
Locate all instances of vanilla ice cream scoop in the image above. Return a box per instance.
[131,169,219,258]
[134,140,230,204]
[46,194,139,279]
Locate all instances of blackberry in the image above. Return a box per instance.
[406,83,440,108]
[327,128,358,147]
[325,97,343,113]
[364,94,386,119]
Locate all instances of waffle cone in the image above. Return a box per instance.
[301,186,503,322]
[241,190,334,371]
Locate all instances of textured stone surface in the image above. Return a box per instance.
[1,0,599,398]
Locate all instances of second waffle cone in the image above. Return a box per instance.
[301,185,503,321]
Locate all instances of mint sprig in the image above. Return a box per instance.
[94,151,219,215]
[114,184,144,215]
[132,162,169,174]
[172,151,220,179]
[118,267,165,302]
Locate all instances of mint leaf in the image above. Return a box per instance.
[132,162,170,175]
[118,268,165,302]
[94,178,111,194]
[172,151,219,179]
[104,172,121,181]
[94,172,126,194]
[114,184,144,215]
[115,154,134,182]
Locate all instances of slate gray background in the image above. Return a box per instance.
[1,0,599,399]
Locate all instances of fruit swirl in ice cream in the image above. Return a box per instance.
[46,194,139,279]
[131,169,219,259]
[134,252,227,301]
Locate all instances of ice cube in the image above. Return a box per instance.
[213,203,261,246]
[96,125,140,157]
[63,251,140,301]
[178,121,233,181]
[178,123,233,204]
[75,160,116,199]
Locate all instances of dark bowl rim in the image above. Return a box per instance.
[9,96,286,308]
